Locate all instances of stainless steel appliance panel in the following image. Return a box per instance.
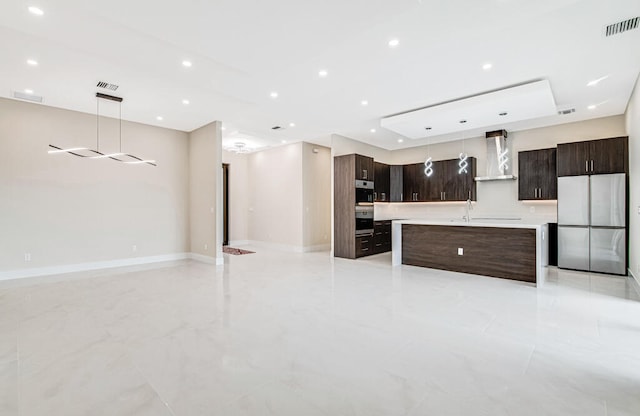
[557,226,590,271]
[557,176,590,226]
[590,228,626,274]
[590,173,626,227]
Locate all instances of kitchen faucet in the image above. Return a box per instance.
[463,198,473,222]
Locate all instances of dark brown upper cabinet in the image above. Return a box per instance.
[355,154,374,181]
[402,158,476,202]
[518,148,557,200]
[389,165,403,202]
[403,163,423,201]
[557,136,628,176]
[374,162,390,202]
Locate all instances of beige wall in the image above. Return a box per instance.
[0,98,190,273]
[188,121,223,262]
[625,77,639,282]
[302,143,331,250]
[376,115,627,222]
[247,142,304,248]
[221,150,250,243]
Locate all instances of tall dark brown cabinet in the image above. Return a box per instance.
[334,154,375,259]
[518,148,557,200]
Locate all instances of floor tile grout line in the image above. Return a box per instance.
[129,358,178,416]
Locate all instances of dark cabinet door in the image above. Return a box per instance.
[589,136,628,175]
[402,164,418,201]
[518,150,541,200]
[422,160,443,201]
[355,154,374,180]
[438,158,476,201]
[539,148,557,199]
[557,142,590,177]
[374,162,390,202]
[519,148,557,200]
[389,165,403,202]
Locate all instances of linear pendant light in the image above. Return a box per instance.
[48,92,156,166]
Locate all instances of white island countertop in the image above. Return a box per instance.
[392,219,550,286]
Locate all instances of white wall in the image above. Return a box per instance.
[189,121,223,263]
[0,98,190,273]
[625,76,640,283]
[302,142,331,250]
[377,115,626,222]
[247,142,304,248]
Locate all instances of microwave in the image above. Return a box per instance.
[355,180,374,205]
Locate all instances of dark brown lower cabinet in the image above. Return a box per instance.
[356,236,374,258]
[373,221,392,254]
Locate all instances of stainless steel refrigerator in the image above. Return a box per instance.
[557,173,626,275]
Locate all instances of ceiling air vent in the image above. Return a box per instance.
[13,91,43,103]
[558,108,575,115]
[605,17,639,37]
[96,81,119,91]
[271,126,283,130]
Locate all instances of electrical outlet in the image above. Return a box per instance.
[204,243,208,250]
[24,253,31,262]
[457,248,464,256]
[132,245,137,252]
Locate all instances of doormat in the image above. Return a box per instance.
[223,246,255,255]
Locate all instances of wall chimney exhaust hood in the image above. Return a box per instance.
[475,130,516,181]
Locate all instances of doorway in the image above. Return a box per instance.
[222,163,229,246]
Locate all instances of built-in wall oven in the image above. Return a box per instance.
[355,206,374,237]
[355,180,374,205]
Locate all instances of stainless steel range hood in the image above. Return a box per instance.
[474,129,517,181]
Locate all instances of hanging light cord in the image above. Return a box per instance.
[96,98,100,152]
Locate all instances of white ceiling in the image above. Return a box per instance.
[1,0,639,150]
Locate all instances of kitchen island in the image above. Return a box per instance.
[392,219,549,286]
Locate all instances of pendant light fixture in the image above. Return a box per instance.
[424,137,433,177]
[458,137,468,174]
[48,92,156,166]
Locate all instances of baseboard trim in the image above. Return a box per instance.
[236,240,330,253]
[0,253,190,282]
[629,268,640,298]
[188,253,224,265]
[228,240,250,247]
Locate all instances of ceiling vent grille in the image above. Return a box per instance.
[605,17,639,37]
[271,126,283,130]
[13,91,43,103]
[96,81,119,91]
[558,108,575,115]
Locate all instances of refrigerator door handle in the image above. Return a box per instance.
[591,160,594,172]
[585,160,588,172]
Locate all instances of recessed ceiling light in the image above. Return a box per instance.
[156,116,163,121]
[270,91,278,99]
[398,139,404,143]
[499,112,508,116]
[281,140,287,144]
[370,128,376,133]
[289,122,295,127]
[361,100,368,106]
[482,63,492,70]
[587,75,609,87]
[318,70,328,78]
[588,104,597,110]
[28,6,44,16]
[26,59,38,66]
[24,89,34,94]
[388,39,400,48]
[459,120,467,124]
[182,99,190,105]
[182,60,192,68]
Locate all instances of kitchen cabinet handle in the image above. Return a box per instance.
[362,248,369,252]
[381,193,386,201]
[468,191,471,200]
[363,169,368,179]
[591,160,594,172]
[361,240,369,243]
[585,160,588,172]
[443,192,446,200]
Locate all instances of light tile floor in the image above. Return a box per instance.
[1,248,639,415]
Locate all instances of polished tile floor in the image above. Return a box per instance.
[1,248,639,416]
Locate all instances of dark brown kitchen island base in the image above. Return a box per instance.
[402,224,537,283]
